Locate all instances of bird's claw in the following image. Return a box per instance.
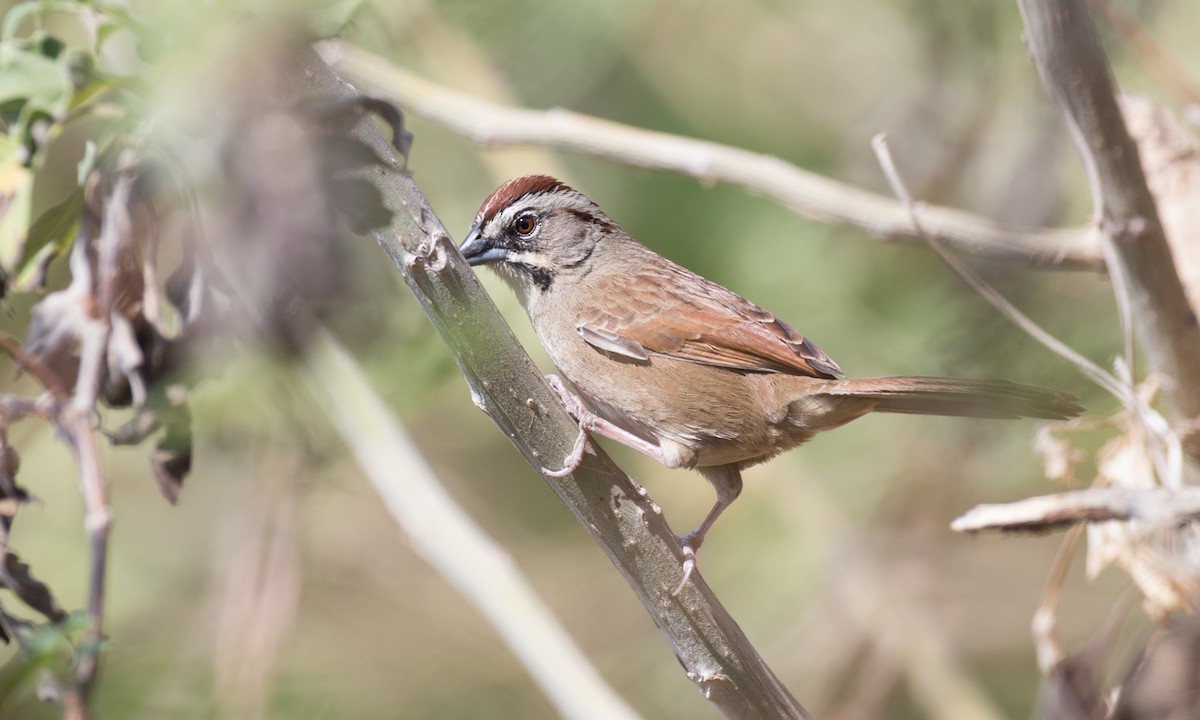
[540,374,593,477]
[541,419,590,477]
[673,540,698,596]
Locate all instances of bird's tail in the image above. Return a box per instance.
[824,377,1083,420]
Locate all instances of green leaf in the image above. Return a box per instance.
[68,74,142,113]
[1,2,88,42]
[0,133,23,166]
[0,164,33,272]
[0,611,86,702]
[76,139,96,185]
[8,188,82,290]
[0,45,73,118]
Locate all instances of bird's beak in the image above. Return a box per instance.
[459,225,509,266]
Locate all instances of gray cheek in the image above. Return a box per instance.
[559,235,596,270]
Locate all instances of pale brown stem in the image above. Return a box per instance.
[323,41,1103,271]
[1017,0,1200,442]
[66,172,131,703]
[951,486,1200,533]
[871,133,1128,401]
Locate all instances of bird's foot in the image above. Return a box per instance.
[672,530,704,596]
[541,375,596,477]
[541,421,590,478]
[541,374,667,476]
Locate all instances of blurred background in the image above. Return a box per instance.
[3,0,1198,718]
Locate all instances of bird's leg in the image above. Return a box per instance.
[544,375,739,596]
[673,465,743,595]
[541,374,664,477]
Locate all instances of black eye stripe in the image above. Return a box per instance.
[564,208,614,231]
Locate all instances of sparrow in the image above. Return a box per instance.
[459,175,1082,591]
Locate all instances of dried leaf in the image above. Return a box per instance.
[104,311,145,408]
[164,252,206,326]
[1065,415,1200,616]
[318,134,394,175]
[106,408,161,446]
[150,396,192,504]
[1096,425,1157,491]
[1036,425,1084,485]
[151,445,190,505]
[24,235,92,389]
[296,94,412,161]
[1087,426,1157,579]
[0,554,66,623]
[1120,549,1194,620]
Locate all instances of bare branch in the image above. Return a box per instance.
[64,170,131,702]
[302,326,640,720]
[1017,0,1200,439]
[324,41,1103,271]
[951,486,1200,534]
[871,133,1128,402]
[295,48,814,720]
[1031,525,1084,673]
[0,329,69,403]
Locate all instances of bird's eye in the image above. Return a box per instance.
[513,212,538,237]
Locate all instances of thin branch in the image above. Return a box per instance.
[0,328,69,404]
[323,41,1104,271]
[64,171,130,702]
[870,134,1129,402]
[1017,0,1200,435]
[295,48,814,720]
[1031,525,1084,673]
[873,132,1185,511]
[301,326,640,720]
[951,486,1200,533]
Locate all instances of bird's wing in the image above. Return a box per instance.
[576,261,843,379]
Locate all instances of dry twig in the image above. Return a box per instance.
[871,134,1126,402]
[951,486,1200,533]
[63,171,132,704]
[302,326,640,720]
[324,41,1103,271]
[1018,0,1200,440]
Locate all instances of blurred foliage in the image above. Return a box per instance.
[0,0,1195,718]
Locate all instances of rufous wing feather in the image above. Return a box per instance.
[576,260,842,379]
